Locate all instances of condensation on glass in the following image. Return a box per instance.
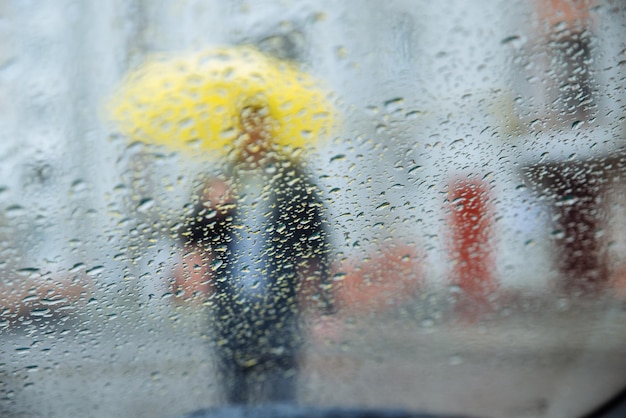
[0,1,625,417]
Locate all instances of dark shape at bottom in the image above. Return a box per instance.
[178,403,478,418]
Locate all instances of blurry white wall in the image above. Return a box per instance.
[0,0,623,299]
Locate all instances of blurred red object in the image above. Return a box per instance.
[610,265,626,301]
[0,273,90,324]
[332,243,423,313]
[447,179,498,317]
[536,0,594,29]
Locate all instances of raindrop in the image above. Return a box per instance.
[210,259,223,270]
[86,265,105,276]
[40,297,68,307]
[70,263,85,272]
[558,195,579,206]
[550,229,565,239]
[185,138,202,147]
[501,35,520,45]
[365,105,379,115]
[22,294,40,303]
[219,127,237,139]
[5,204,25,218]
[30,308,52,318]
[406,110,422,119]
[408,165,423,175]
[383,97,404,112]
[137,198,154,212]
[449,138,464,147]
[70,179,87,194]
[330,154,346,163]
[17,267,40,276]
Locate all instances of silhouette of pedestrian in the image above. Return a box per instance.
[180,105,334,404]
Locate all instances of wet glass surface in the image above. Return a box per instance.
[0,1,625,417]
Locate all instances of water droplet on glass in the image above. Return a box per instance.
[383,97,404,113]
[137,198,154,212]
[550,229,565,239]
[501,35,520,45]
[70,179,87,194]
[5,204,25,218]
[210,259,223,270]
[86,265,105,276]
[178,117,194,129]
[17,267,40,276]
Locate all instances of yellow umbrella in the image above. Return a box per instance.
[108,46,336,156]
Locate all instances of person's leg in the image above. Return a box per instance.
[255,355,299,403]
[213,340,251,405]
[270,356,298,402]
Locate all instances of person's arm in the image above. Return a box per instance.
[173,177,233,305]
[298,186,341,346]
[293,177,335,315]
[173,244,214,304]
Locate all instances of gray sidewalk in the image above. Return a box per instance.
[1,297,625,418]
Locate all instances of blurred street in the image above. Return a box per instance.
[1,296,626,418]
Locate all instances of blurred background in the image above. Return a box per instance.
[0,0,625,417]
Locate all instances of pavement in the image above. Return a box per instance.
[1,293,625,418]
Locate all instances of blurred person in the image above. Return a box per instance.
[173,178,233,306]
[109,47,338,404]
[177,105,335,404]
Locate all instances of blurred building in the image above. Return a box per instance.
[0,0,624,319]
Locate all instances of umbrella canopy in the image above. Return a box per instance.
[108,46,336,156]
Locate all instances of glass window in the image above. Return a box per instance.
[1,1,625,417]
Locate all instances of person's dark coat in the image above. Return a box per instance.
[182,153,332,403]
